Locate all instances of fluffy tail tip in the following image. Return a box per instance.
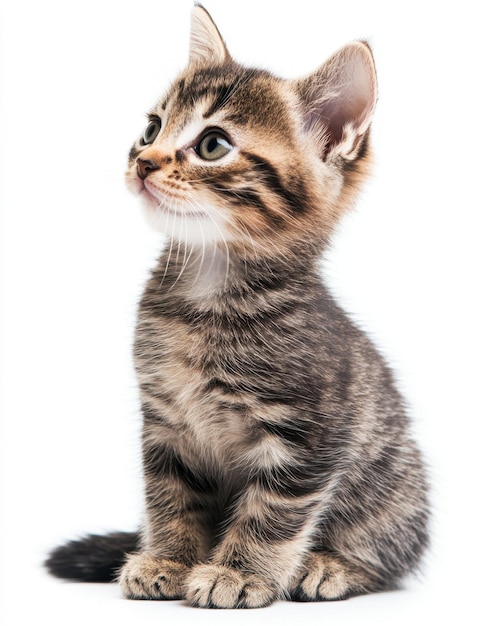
[45,531,139,582]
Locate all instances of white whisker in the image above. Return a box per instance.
[168,228,194,292]
[193,211,207,288]
[157,189,178,288]
[191,197,231,290]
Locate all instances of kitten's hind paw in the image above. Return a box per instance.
[119,553,190,600]
[186,564,275,608]
[289,552,351,601]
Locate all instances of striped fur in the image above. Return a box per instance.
[46,6,429,608]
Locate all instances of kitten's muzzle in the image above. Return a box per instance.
[137,158,160,180]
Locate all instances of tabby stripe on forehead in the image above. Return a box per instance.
[203,82,240,119]
[241,152,308,215]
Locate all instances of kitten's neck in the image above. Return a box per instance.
[183,246,232,301]
[149,241,319,306]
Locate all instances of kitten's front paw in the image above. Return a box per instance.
[119,553,190,600]
[186,564,275,608]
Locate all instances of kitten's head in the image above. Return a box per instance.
[126,5,377,260]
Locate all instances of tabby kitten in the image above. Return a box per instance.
[46,5,429,608]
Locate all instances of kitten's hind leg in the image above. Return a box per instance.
[118,554,191,600]
[289,551,384,601]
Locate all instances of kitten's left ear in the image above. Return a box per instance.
[294,42,377,161]
[189,4,229,66]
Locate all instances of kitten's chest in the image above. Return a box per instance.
[134,306,254,456]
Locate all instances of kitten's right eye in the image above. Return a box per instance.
[142,119,161,145]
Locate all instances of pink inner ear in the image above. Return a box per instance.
[318,91,370,154]
[305,99,356,159]
[300,43,376,158]
[321,100,354,146]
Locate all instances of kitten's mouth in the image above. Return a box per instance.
[141,179,208,218]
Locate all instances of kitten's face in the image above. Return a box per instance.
[125,7,377,260]
[126,66,325,253]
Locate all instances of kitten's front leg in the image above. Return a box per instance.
[186,461,331,608]
[119,430,217,600]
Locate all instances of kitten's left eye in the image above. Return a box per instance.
[142,118,161,145]
[196,131,233,161]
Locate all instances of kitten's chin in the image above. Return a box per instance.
[140,199,231,247]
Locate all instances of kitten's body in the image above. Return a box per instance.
[46,7,429,608]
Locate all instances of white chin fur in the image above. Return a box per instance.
[142,202,231,247]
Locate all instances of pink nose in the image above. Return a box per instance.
[137,158,160,180]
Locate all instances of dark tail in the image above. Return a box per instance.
[45,531,140,582]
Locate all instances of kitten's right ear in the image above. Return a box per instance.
[189,4,229,66]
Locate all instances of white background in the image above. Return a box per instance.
[1,1,500,624]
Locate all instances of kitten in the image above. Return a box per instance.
[46,5,429,608]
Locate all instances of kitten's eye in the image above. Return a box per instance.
[196,131,233,161]
[142,119,161,145]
